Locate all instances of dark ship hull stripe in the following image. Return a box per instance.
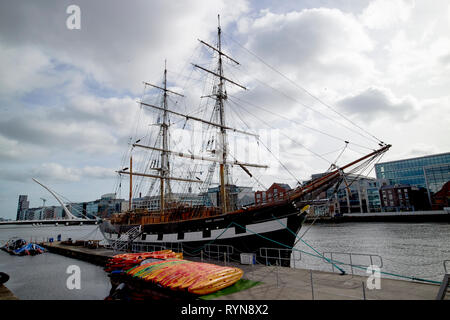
[107,217,288,243]
[102,203,305,265]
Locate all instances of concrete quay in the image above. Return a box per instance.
[40,241,117,266]
[305,210,450,223]
[39,242,447,300]
[211,263,444,300]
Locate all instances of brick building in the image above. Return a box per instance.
[432,181,450,209]
[255,183,292,205]
[379,184,430,212]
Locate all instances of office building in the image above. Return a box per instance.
[133,193,205,211]
[16,195,29,220]
[375,152,450,206]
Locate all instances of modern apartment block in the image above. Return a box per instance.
[16,195,29,220]
[375,152,450,204]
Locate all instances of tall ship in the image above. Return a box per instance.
[100,16,390,264]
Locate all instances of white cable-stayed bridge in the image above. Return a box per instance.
[0,178,101,226]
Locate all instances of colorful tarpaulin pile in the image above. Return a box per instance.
[1,238,46,256]
[104,250,183,272]
[13,243,46,256]
[127,259,244,295]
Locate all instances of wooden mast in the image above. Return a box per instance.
[129,155,133,211]
[161,60,170,217]
[125,63,186,218]
[193,15,248,214]
[217,14,228,214]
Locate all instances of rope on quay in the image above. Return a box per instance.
[272,214,346,275]
[230,221,443,285]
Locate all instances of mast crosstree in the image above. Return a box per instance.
[119,62,187,216]
[193,14,248,213]
[120,16,265,216]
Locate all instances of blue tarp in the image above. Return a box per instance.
[13,243,46,255]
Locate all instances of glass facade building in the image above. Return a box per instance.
[375,152,450,197]
[424,163,450,193]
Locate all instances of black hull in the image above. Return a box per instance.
[101,201,306,267]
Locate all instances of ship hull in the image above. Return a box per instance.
[101,201,306,267]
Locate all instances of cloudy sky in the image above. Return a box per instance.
[0,0,449,219]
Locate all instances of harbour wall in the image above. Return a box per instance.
[306,210,450,223]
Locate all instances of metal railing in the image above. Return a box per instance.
[119,241,389,299]
[322,251,383,275]
[204,244,234,263]
[131,242,190,254]
[436,274,450,300]
[131,242,166,253]
[106,225,142,252]
[259,247,301,268]
[164,242,184,253]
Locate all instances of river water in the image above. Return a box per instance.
[1,222,449,299]
[293,222,450,282]
[0,224,109,300]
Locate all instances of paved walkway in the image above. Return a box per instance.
[187,257,443,300]
[40,243,446,300]
[217,265,442,300]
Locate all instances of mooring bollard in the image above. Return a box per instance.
[310,270,315,300]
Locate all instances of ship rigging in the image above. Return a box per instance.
[101,15,391,264]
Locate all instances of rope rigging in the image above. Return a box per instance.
[114,18,391,216]
[185,219,442,285]
[228,96,333,166]
[222,31,384,146]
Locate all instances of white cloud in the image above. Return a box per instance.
[0,0,250,95]
[337,86,419,123]
[0,1,449,218]
[0,43,52,96]
[0,135,49,162]
[0,113,120,155]
[360,0,415,30]
[241,8,374,91]
[0,162,116,183]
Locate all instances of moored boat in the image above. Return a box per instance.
[1,237,46,256]
[100,15,391,266]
